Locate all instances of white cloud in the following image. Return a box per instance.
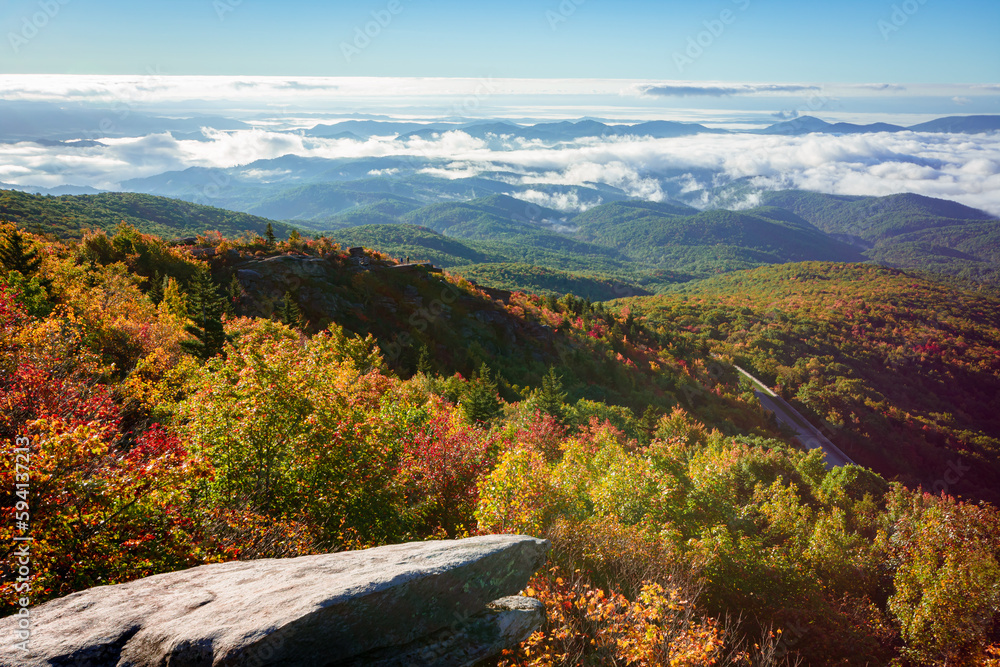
[513,189,596,213]
[1,125,999,216]
[241,168,292,182]
[2,75,996,108]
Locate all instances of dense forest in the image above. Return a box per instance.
[1,200,999,665]
[621,263,1000,506]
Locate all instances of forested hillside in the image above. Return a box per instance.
[0,190,298,241]
[621,262,1000,505]
[5,188,999,295]
[762,191,1000,283]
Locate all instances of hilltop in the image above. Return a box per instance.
[0,189,298,241]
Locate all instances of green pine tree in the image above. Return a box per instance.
[535,366,568,422]
[265,222,276,248]
[278,291,303,328]
[416,344,434,375]
[641,405,660,436]
[0,227,42,276]
[147,271,165,305]
[461,363,501,425]
[182,267,226,360]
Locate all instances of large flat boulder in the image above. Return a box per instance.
[0,535,549,667]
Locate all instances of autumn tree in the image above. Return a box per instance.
[180,319,413,546]
[883,488,1000,666]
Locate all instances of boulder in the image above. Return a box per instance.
[0,535,549,667]
[342,595,545,666]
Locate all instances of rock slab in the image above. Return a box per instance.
[0,535,549,667]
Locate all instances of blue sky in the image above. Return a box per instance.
[2,0,998,82]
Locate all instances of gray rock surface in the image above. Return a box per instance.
[343,595,545,666]
[0,535,549,667]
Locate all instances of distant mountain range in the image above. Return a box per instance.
[2,102,996,146]
[755,114,1000,136]
[118,155,634,218]
[303,115,1000,141]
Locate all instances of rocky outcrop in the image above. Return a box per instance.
[0,535,549,667]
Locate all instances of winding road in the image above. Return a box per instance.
[734,365,855,470]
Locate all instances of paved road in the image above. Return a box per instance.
[734,365,855,470]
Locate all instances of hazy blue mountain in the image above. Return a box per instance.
[829,121,907,133]
[756,116,837,135]
[756,116,905,135]
[304,121,456,138]
[758,114,1000,135]
[907,115,1000,133]
[0,182,105,196]
[624,120,728,137]
[398,118,725,142]
[459,121,523,136]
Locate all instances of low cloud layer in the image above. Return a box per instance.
[1,126,998,216]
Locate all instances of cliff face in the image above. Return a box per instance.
[0,535,549,667]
